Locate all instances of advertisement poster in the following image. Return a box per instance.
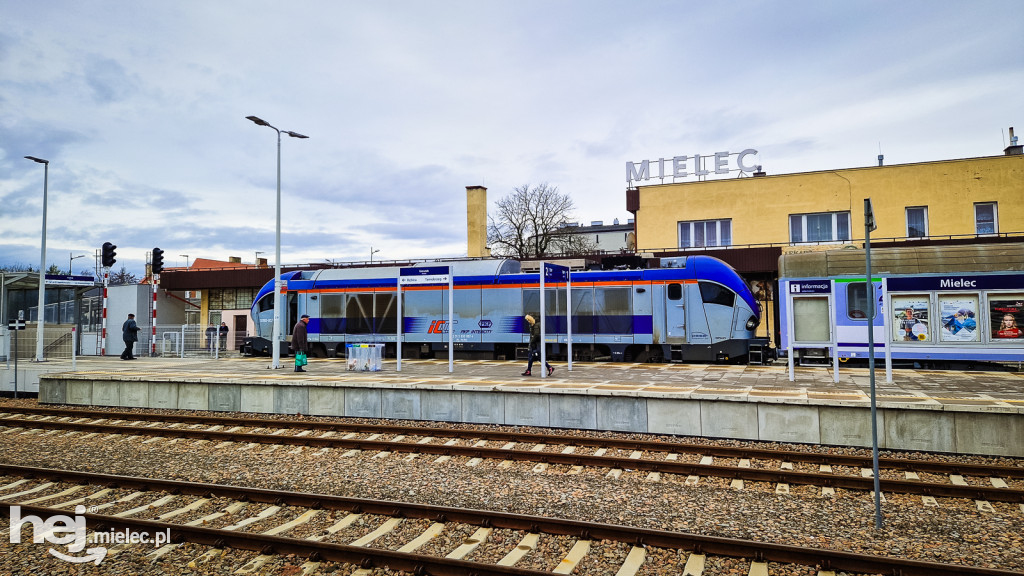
[891,296,929,342]
[938,295,979,342]
[990,296,1024,339]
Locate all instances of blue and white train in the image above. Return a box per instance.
[779,242,1024,366]
[241,256,762,363]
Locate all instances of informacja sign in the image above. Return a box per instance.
[627,149,759,184]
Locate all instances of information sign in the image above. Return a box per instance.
[543,262,570,283]
[45,274,96,287]
[400,266,451,285]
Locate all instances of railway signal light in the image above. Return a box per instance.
[101,242,117,268]
[152,247,165,274]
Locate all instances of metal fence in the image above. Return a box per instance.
[150,324,240,358]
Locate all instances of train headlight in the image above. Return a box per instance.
[745,315,759,331]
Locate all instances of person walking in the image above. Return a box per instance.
[120,313,139,360]
[205,324,217,351]
[291,314,310,372]
[522,314,553,377]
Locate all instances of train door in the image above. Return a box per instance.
[665,282,686,343]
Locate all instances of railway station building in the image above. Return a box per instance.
[626,135,1024,346]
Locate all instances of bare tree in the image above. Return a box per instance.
[487,183,593,258]
[109,266,138,285]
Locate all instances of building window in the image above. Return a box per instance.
[789,211,850,243]
[678,219,731,248]
[975,202,998,235]
[906,207,928,238]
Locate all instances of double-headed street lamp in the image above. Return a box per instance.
[25,156,49,362]
[246,116,308,370]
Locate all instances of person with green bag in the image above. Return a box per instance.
[291,314,310,372]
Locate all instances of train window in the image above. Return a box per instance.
[319,294,345,334]
[257,293,274,313]
[595,287,631,334]
[571,289,594,334]
[699,282,734,307]
[668,283,682,300]
[846,283,874,320]
[375,293,397,333]
[320,294,343,317]
[346,293,374,334]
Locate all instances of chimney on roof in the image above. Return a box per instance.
[228,256,242,263]
[466,186,489,257]
[1005,127,1022,156]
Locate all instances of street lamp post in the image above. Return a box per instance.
[25,156,49,362]
[370,247,380,264]
[69,253,86,274]
[246,115,308,370]
[179,255,189,269]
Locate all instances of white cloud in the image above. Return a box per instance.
[1,0,1021,277]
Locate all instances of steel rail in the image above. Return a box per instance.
[3,418,1023,503]
[4,405,1022,478]
[0,467,1017,576]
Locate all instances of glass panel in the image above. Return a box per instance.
[938,294,979,342]
[346,293,374,334]
[792,297,830,342]
[667,283,682,301]
[891,296,930,342]
[375,293,397,333]
[698,282,734,307]
[693,223,705,247]
[705,221,717,246]
[523,289,539,324]
[990,295,1024,340]
[806,213,833,242]
[679,223,691,248]
[594,287,631,334]
[975,203,996,234]
[906,207,926,238]
[846,282,871,319]
[319,294,345,334]
[836,212,850,241]
[720,220,731,246]
[571,288,594,334]
[789,214,803,242]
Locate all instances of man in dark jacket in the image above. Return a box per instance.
[291,315,310,372]
[121,313,139,360]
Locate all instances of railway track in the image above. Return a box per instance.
[2,406,1022,506]
[0,464,1017,576]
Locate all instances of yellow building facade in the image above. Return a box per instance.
[629,154,1024,252]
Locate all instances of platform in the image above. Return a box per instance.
[13,357,1024,457]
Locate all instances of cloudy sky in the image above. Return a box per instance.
[2,1,1021,276]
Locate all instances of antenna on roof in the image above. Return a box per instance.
[877,142,884,166]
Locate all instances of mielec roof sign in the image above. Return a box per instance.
[627,149,759,184]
